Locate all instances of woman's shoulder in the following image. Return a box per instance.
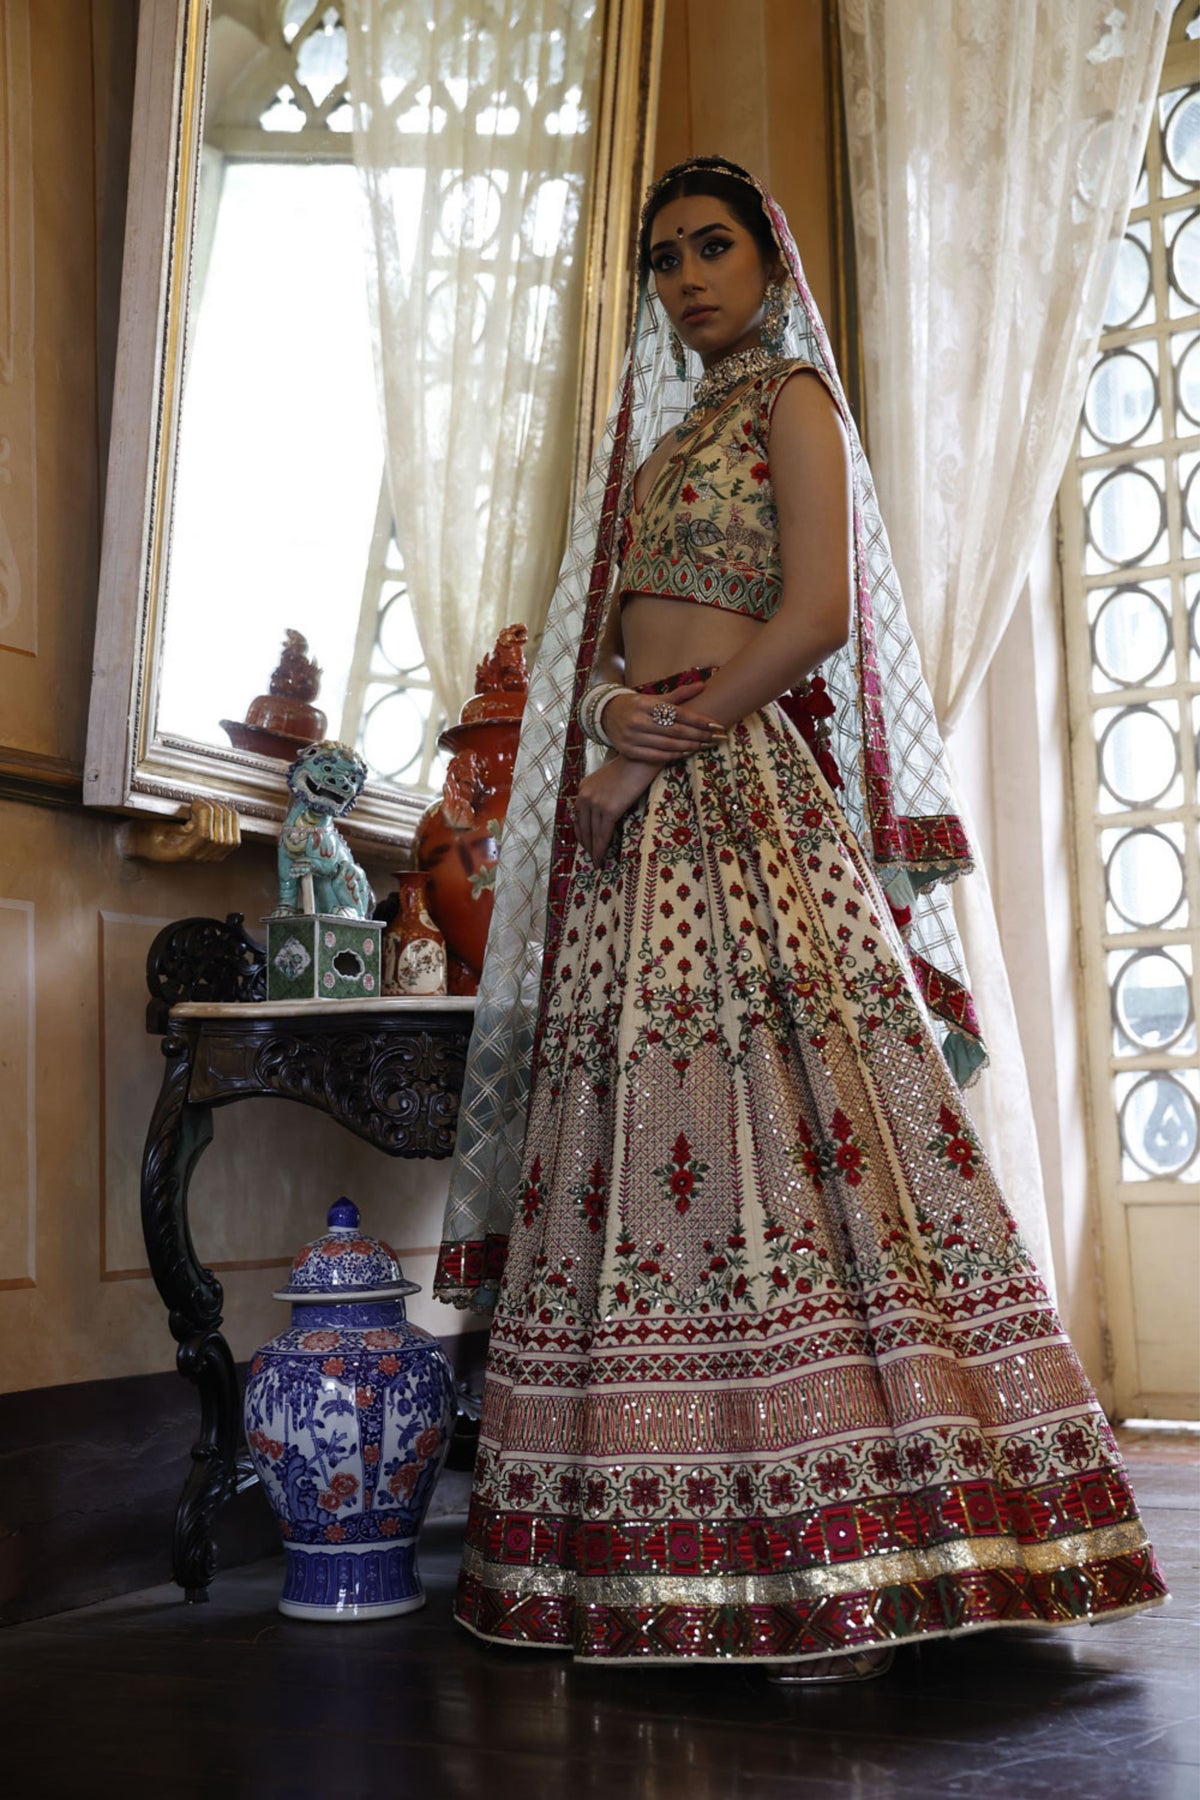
[757,356,836,398]
[758,359,844,436]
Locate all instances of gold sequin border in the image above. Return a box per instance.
[461,1518,1149,1607]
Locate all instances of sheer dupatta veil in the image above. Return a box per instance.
[436,158,981,1311]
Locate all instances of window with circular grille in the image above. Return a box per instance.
[1060,0,1200,1414]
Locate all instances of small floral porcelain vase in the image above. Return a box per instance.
[381,871,447,997]
[243,1198,456,1622]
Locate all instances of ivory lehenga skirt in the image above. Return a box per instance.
[453,676,1169,1663]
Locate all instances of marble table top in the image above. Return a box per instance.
[170,995,478,1019]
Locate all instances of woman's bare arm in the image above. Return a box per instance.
[590,596,625,686]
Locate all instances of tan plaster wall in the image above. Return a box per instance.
[0,3,479,1396]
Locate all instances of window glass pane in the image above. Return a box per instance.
[1103,224,1154,332]
[1096,701,1182,813]
[1161,86,1200,200]
[198,0,458,799]
[1081,345,1161,455]
[1109,946,1196,1055]
[1102,825,1188,933]
[1089,581,1174,692]
[1083,460,1168,572]
[1115,1068,1200,1180]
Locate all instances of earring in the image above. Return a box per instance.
[761,281,788,355]
[669,328,688,381]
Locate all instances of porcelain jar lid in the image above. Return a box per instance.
[273,1198,420,1305]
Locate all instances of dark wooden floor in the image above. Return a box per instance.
[1,1432,1195,1800]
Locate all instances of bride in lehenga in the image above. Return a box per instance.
[434,155,1169,1674]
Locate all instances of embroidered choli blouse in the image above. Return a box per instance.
[619,359,806,621]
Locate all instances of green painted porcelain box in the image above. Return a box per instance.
[266,914,384,1002]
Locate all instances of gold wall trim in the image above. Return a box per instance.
[572,0,665,498]
[825,0,865,441]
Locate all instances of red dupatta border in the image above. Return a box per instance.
[530,361,638,1065]
[910,951,983,1044]
[435,1232,509,1298]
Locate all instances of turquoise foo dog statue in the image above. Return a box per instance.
[273,739,374,919]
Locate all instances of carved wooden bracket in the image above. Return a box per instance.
[118,799,242,863]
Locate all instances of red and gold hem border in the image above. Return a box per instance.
[464,1466,1145,1579]
[455,1543,1166,1662]
[434,1235,509,1307]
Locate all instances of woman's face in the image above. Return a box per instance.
[647,194,773,366]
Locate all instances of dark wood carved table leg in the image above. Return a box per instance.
[141,1025,234,1601]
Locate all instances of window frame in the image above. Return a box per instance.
[1058,6,1200,1414]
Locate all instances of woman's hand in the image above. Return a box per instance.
[600,681,724,766]
[573,757,659,863]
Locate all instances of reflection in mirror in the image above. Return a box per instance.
[160,0,447,793]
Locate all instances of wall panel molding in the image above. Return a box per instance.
[0,895,35,1288]
[0,0,36,656]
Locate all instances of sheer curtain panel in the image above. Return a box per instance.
[839,0,1170,1274]
[345,0,603,722]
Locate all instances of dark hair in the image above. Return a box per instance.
[639,156,777,279]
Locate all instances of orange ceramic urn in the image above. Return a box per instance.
[413,625,528,994]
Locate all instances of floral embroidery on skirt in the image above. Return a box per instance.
[454,689,1168,1662]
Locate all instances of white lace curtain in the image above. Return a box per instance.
[344,0,603,723]
[839,0,1169,1275]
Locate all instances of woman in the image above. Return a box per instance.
[435,157,1168,1672]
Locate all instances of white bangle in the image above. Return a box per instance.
[593,686,632,747]
[579,682,634,746]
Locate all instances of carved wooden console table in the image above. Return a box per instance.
[141,914,475,1599]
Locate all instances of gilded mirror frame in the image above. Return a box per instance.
[85,0,663,850]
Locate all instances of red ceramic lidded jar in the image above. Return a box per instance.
[414,624,528,994]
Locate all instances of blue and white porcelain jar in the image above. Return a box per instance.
[243,1198,455,1621]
